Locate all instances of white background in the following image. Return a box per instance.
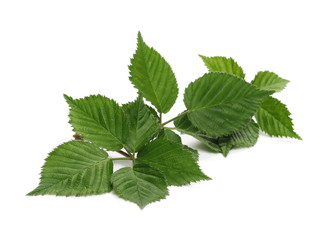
[1,0,326,239]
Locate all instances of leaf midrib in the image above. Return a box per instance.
[139,43,163,112]
[70,103,123,144]
[188,96,260,113]
[259,106,294,133]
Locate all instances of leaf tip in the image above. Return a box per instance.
[63,94,73,102]
[137,31,144,44]
[26,189,38,196]
[294,133,302,140]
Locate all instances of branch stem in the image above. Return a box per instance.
[116,150,131,158]
[161,111,189,126]
[111,157,132,161]
[164,127,176,130]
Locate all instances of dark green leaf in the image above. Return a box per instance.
[64,94,128,151]
[129,32,178,113]
[111,164,168,208]
[28,141,113,196]
[158,128,182,143]
[175,115,259,156]
[184,72,272,136]
[137,139,210,186]
[122,97,160,153]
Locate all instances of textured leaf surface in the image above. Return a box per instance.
[28,141,113,196]
[230,119,259,147]
[174,114,221,152]
[255,96,301,139]
[129,32,178,113]
[158,125,198,160]
[64,94,128,151]
[111,164,168,208]
[200,55,245,79]
[137,139,210,186]
[251,71,289,92]
[184,72,272,136]
[122,97,160,153]
[175,115,259,156]
[158,128,182,143]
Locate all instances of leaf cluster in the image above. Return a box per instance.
[28,32,301,208]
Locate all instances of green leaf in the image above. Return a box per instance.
[199,55,245,79]
[64,94,128,151]
[220,143,233,157]
[157,128,199,160]
[184,72,272,136]
[174,114,222,152]
[27,141,113,196]
[175,115,259,156]
[129,32,178,113]
[137,139,210,186]
[251,71,289,92]
[111,164,168,208]
[230,119,259,148]
[122,97,160,153]
[255,96,301,139]
[158,128,182,143]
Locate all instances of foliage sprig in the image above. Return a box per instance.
[28,32,301,208]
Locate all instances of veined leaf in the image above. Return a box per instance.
[230,119,259,147]
[251,71,289,92]
[111,164,168,208]
[64,94,128,151]
[174,114,221,152]
[158,128,182,143]
[27,141,113,196]
[157,129,199,160]
[137,139,210,186]
[220,143,233,157]
[184,72,272,136]
[199,55,245,79]
[129,32,178,113]
[255,96,301,139]
[122,97,160,153]
[175,115,259,156]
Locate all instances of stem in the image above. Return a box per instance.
[116,150,131,158]
[161,111,189,126]
[159,112,163,124]
[111,157,132,161]
[164,127,176,130]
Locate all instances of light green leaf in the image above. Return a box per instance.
[137,139,210,186]
[27,141,113,196]
[129,32,178,113]
[111,164,168,208]
[64,94,128,151]
[251,71,289,92]
[158,128,182,143]
[255,96,301,139]
[184,72,272,136]
[174,115,259,156]
[122,97,160,153]
[199,55,245,79]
